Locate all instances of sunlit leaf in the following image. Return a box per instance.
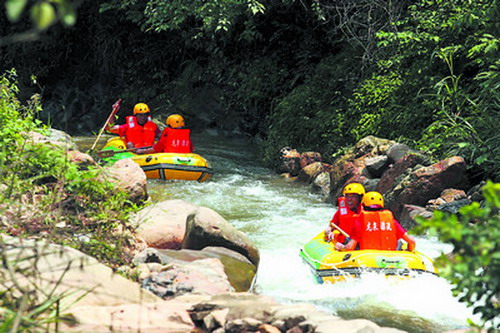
[31,2,57,30]
[5,0,28,22]
[57,0,76,26]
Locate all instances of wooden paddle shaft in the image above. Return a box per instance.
[330,222,350,238]
[90,99,122,151]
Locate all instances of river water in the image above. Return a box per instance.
[82,132,477,332]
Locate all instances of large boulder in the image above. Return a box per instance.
[312,171,331,198]
[26,128,77,150]
[131,200,198,249]
[61,294,210,332]
[352,136,396,158]
[141,258,234,298]
[329,156,369,198]
[364,155,390,178]
[298,162,325,183]
[300,152,322,168]
[278,147,301,176]
[188,293,406,333]
[398,204,434,231]
[0,235,160,310]
[377,153,429,194]
[182,207,260,267]
[385,156,469,219]
[386,143,411,163]
[133,247,257,292]
[101,158,148,203]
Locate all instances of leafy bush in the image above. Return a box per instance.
[0,71,138,266]
[416,181,500,331]
[263,51,362,164]
[372,0,500,180]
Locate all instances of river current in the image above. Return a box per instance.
[83,132,477,332]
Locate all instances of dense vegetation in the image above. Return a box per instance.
[416,181,499,331]
[1,0,497,181]
[0,71,140,329]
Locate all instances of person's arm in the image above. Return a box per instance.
[335,239,357,251]
[154,127,162,141]
[335,219,361,251]
[107,123,126,135]
[324,211,340,242]
[402,233,416,252]
[394,219,416,252]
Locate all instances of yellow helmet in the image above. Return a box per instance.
[343,183,366,196]
[363,191,384,208]
[133,103,150,114]
[166,114,185,128]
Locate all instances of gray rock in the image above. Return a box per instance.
[386,143,411,163]
[182,207,260,266]
[134,247,257,292]
[399,204,434,231]
[312,172,331,198]
[363,178,381,192]
[384,156,469,220]
[437,198,472,214]
[365,155,390,178]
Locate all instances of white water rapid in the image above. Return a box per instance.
[145,132,479,333]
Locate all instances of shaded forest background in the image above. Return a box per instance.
[1,0,498,180]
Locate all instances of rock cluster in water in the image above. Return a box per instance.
[278,135,482,231]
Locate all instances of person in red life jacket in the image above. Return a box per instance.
[335,191,416,252]
[324,182,365,244]
[107,103,161,150]
[137,114,193,154]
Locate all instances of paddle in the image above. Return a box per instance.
[329,222,350,239]
[97,146,152,158]
[90,99,122,152]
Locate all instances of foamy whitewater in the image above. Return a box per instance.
[144,132,479,332]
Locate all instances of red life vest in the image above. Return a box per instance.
[158,127,193,153]
[124,116,158,148]
[332,196,362,243]
[358,210,398,250]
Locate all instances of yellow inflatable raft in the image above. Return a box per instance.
[100,137,213,182]
[300,232,437,284]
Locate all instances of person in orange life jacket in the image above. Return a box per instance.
[324,182,365,244]
[107,103,161,149]
[335,191,416,252]
[136,114,193,154]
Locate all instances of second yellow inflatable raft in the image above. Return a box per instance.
[300,232,437,284]
[100,137,213,182]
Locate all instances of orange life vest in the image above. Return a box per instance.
[159,127,193,153]
[124,116,157,148]
[332,196,362,243]
[358,210,398,250]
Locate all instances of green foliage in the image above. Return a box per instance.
[352,0,500,180]
[0,72,138,267]
[4,0,76,30]
[348,71,404,140]
[415,181,500,330]
[263,52,360,164]
[0,239,74,331]
[101,0,268,36]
